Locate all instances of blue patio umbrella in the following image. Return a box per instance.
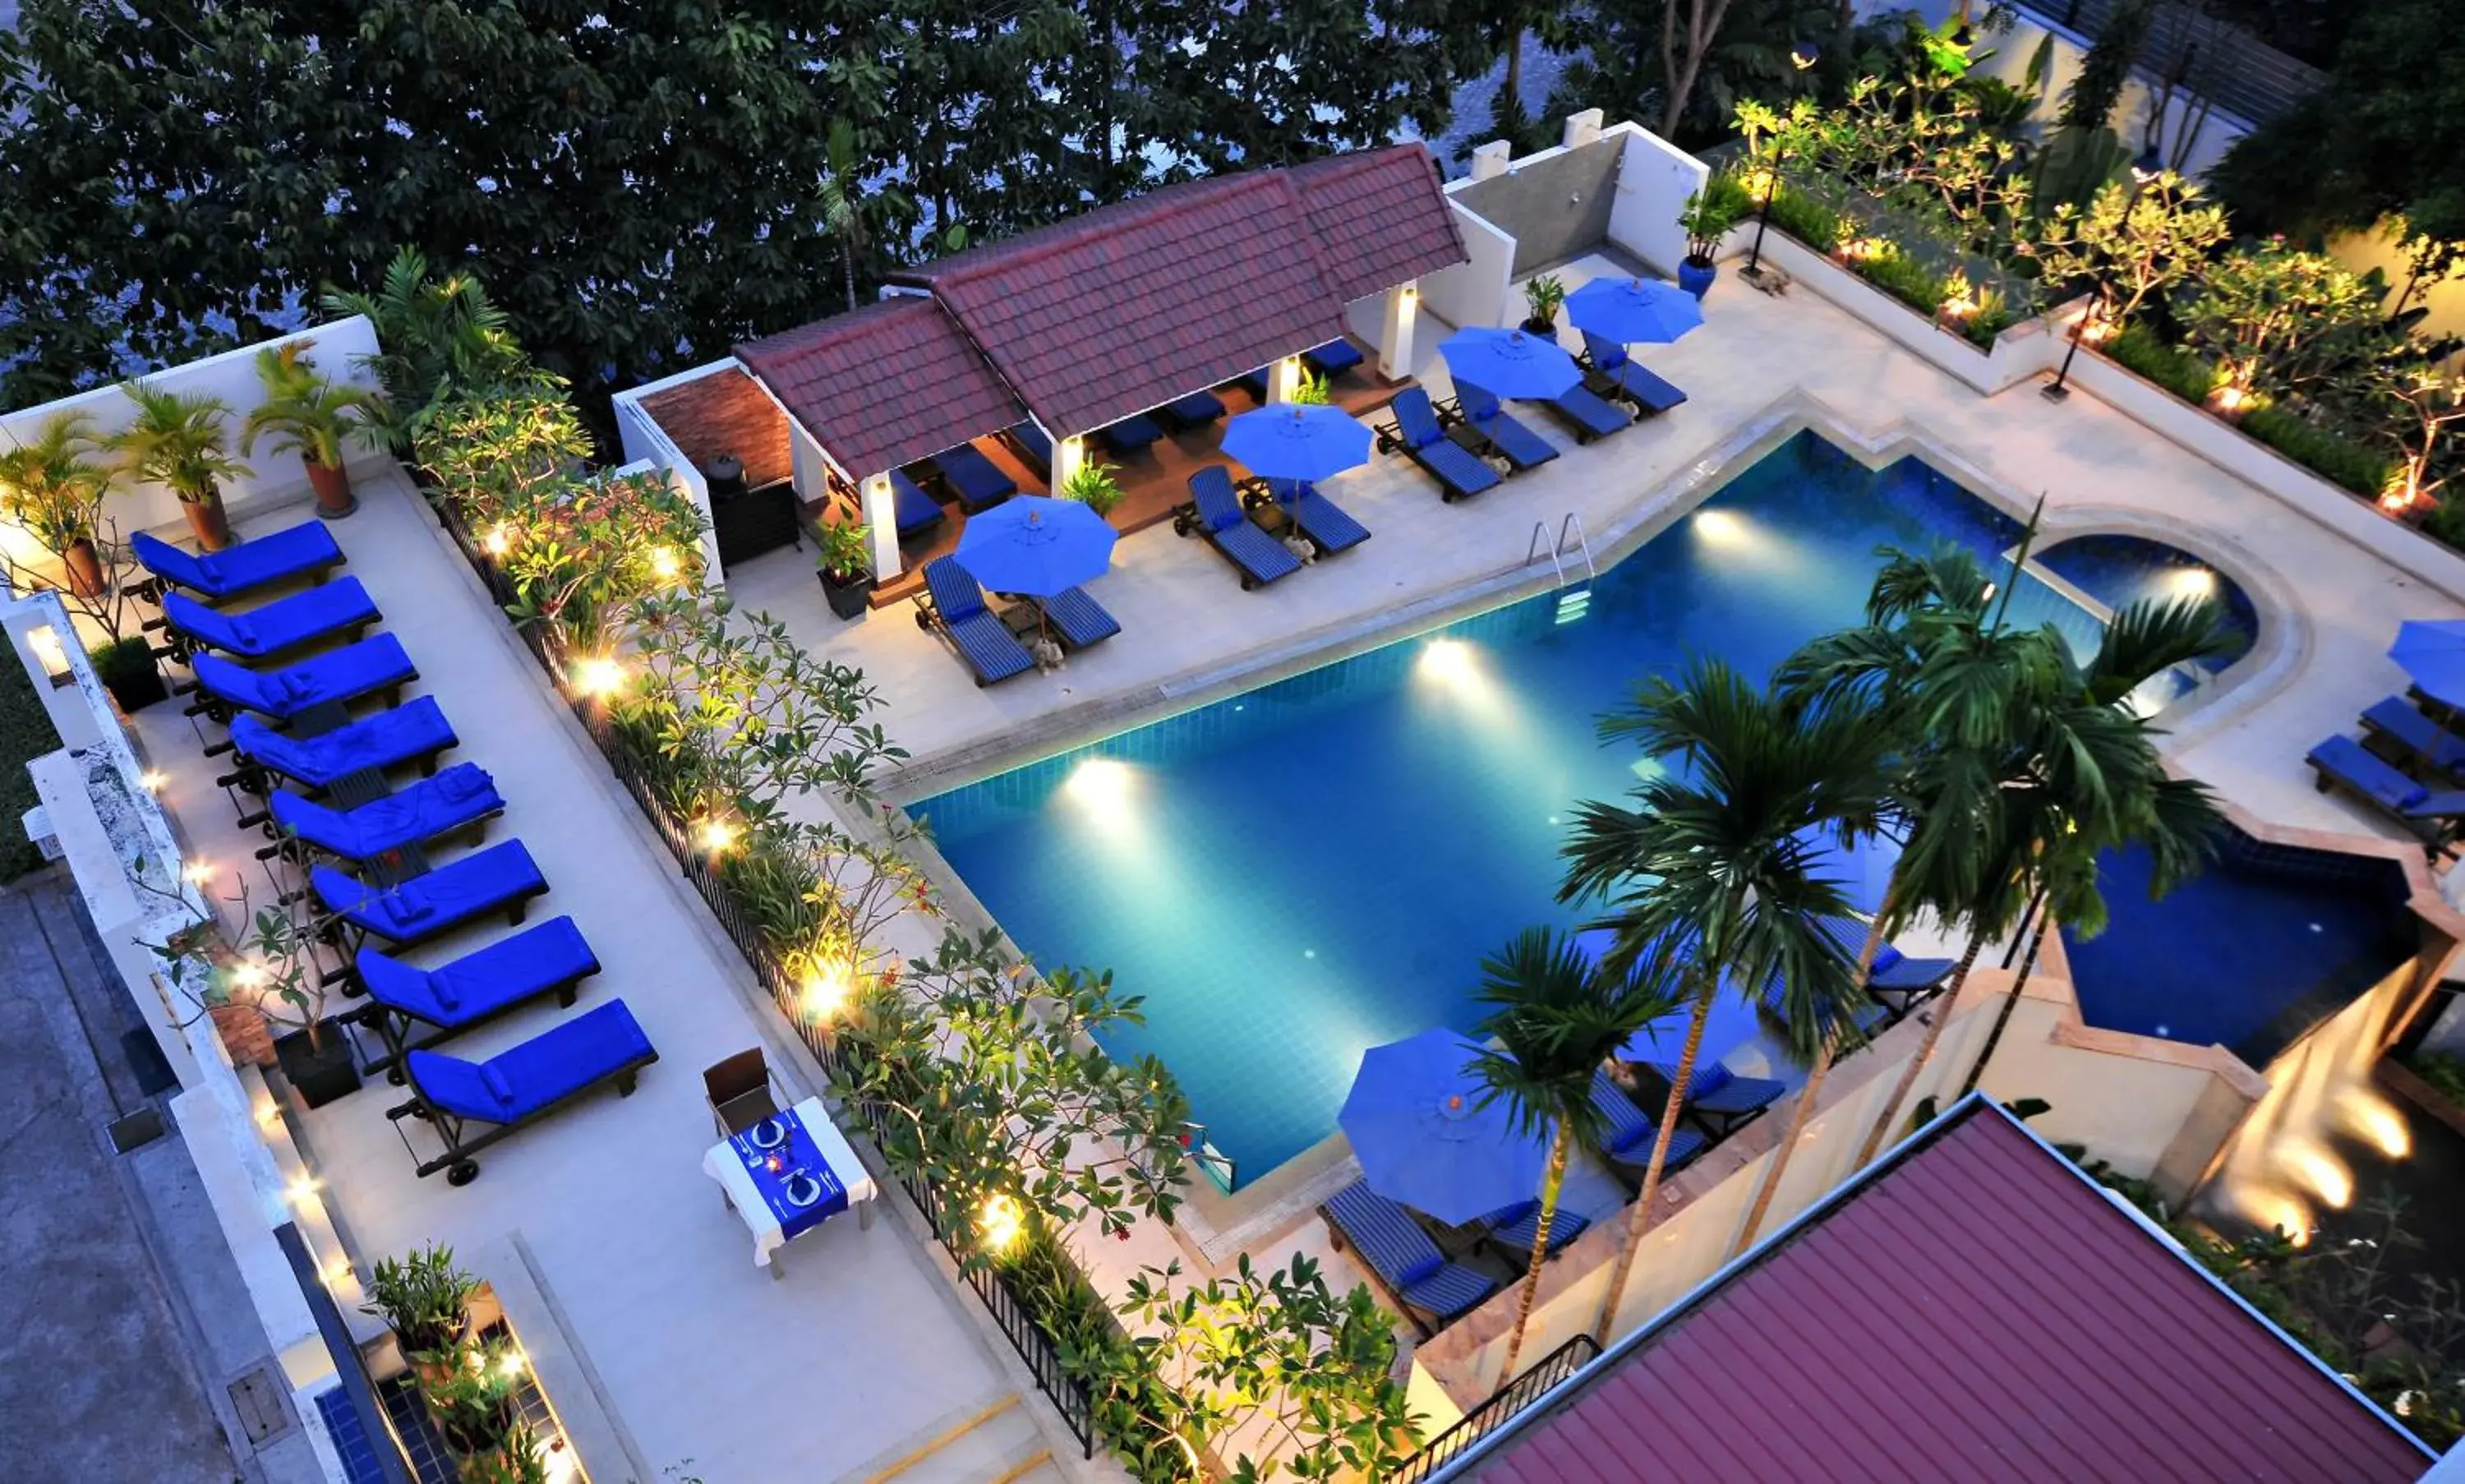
[1220,403,1374,483]
[2390,620,2465,710]
[1571,928,1763,1067]
[953,495,1117,597]
[1565,276,1704,346]
[1437,326,1581,400]
[1338,1028,1550,1225]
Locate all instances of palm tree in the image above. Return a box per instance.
[321,247,523,441]
[1560,658,1891,1340]
[0,410,114,601]
[819,118,870,315]
[111,380,243,551]
[241,343,389,515]
[1471,928,1677,1380]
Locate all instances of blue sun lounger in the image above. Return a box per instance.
[1097,412,1164,456]
[915,556,1035,685]
[1039,586,1121,650]
[269,763,504,864]
[1479,1199,1590,1265]
[1302,339,1366,379]
[1590,1067,1705,1178]
[392,998,658,1183]
[1004,422,1054,481]
[1179,467,1302,589]
[189,634,417,723]
[2361,696,2465,777]
[1580,332,1691,416]
[132,522,345,602]
[925,444,1016,513]
[1322,1179,1500,1337]
[1644,1060,1787,1131]
[1377,388,1503,502]
[355,915,602,1075]
[313,840,549,949]
[1449,382,1562,472]
[158,577,380,662]
[1158,390,1227,431]
[1518,374,1632,443]
[2308,733,2465,852]
[887,468,947,538]
[228,697,458,791]
[1262,477,1371,556]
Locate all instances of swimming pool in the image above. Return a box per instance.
[916,431,2105,1182]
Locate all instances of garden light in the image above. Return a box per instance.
[182,860,216,887]
[696,816,738,856]
[285,1174,319,1207]
[484,522,514,556]
[651,545,680,581]
[230,959,268,990]
[140,769,168,793]
[498,1348,528,1378]
[571,654,625,698]
[27,624,71,686]
[801,963,852,1021]
[979,1192,1024,1256]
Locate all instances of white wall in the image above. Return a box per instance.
[609,362,729,588]
[1606,122,1709,279]
[1420,196,1518,330]
[0,317,390,559]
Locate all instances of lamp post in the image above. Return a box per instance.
[1744,40,1818,284]
[2042,147,2167,404]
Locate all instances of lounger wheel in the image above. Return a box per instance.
[446,1160,480,1187]
[1239,575,1259,592]
[915,610,932,632]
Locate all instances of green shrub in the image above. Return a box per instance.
[2412,1050,2465,1106]
[1765,183,1842,254]
[0,649,58,879]
[1852,246,1948,319]
[2241,405,2392,497]
[2104,323,2218,403]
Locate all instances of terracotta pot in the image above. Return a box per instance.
[62,537,106,600]
[304,457,357,519]
[184,490,233,551]
[207,1001,276,1068]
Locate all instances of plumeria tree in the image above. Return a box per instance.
[2376,362,2465,515]
[2017,173,2231,327]
[488,470,705,651]
[2179,240,2393,404]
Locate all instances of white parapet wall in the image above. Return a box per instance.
[1420,195,1518,332]
[1604,122,1707,279]
[610,360,730,586]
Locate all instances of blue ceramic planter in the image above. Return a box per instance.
[1678,258,1716,300]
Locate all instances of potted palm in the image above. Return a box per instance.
[112,380,245,551]
[1676,188,1746,299]
[1520,274,1567,336]
[813,518,875,619]
[0,411,113,598]
[241,343,388,518]
[362,1243,479,1382]
[1059,461,1123,518]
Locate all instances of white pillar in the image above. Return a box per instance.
[857,472,901,581]
[1562,108,1604,150]
[1378,282,1420,381]
[1468,140,1511,182]
[1051,433,1087,495]
[1266,356,1304,404]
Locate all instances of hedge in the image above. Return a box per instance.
[0,652,58,879]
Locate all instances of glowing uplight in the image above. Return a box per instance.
[650,545,681,581]
[2210,384,2251,415]
[1062,757,1136,812]
[979,1192,1024,1256]
[696,816,738,856]
[571,655,625,698]
[285,1175,320,1207]
[1693,509,1747,546]
[483,523,514,557]
[229,960,269,990]
[497,1348,528,1379]
[2232,1182,2313,1246]
[2341,1091,2411,1159]
[2286,1141,2353,1210]
[1417,638,1477,684]
[322,1259,354,1290]
[140,768,168,793]
[800,961,853,1021]
[182,860,216,887]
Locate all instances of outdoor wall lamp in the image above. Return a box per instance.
[27,624,71,687]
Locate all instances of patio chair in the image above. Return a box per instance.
[267,763,505,864]
[354,915,601,1077]
[1158,389,1228,431]
[925,443,1016,513]
[887,468,947,539]
[1868,941,1957,1012]
[1262,477,1371,557]
[1175,467,1302,589]
[1578,331,1691,417]
[1097,412,1164,457]
[154,577,380,663]
[1004,422,1055,482]
[1643,1060,1787,1132]
[1525,378,1633,444]
[131,521,344,603]
[312,840,548,950]
[390,998,659,1184]
[1758,976,1891,1039]
[1302,339,1366,380]
[187,634,417,725]
[2360,696,2465,777]
[703,1046,786,1137]
[2307,733,2465,855]
[1588,1068,1705,1179]
[913,556,1036,686]
[1448,381,1562,472]
[225,697,458,795]
[1477,1199,1591,1266]
[1320,1179,1500,1338]
[1373,388,1503,503]
[1039,586,1122,650]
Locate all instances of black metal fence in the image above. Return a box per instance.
[1391,1332,1602,1484]
[424,482,1099,1459]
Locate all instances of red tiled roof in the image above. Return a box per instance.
[634,367,793,490]
[728,146,1461,471]
[1463,1104,2432,1484]
[735,297,1025,478]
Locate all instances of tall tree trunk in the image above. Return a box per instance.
[1591,971,1716,1341]
[841,240,858,315]
[1958,905,2055,1098]
[1660,0,1736,139]
[1503,26,1523,136]
[1498,1125,1570,1383]
[1850,928,1988,1169]
[1727,912,1887,1256]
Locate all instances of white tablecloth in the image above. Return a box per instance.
[702,1096,879,1267]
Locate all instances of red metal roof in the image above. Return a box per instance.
[1463,1104,2431,1484]
[735,297,1026,480]
[730,145,1461,471]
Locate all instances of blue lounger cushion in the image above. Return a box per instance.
[408,999,656,1124]
[920,557,1035,685]
[1482,1199,1591,1256]
[164,577,380,659]
[1007,422,1055,479]
[1325,1180,1500,1324]
[358,915,599,1030]
[1387,389,1504,500]
[314,841,548,943]
[929,443,1016,512]
[271,763,504,860]
[1265,478,1370,555]
[132,521,343,600]
[1453,381,1561,471]
[1647,1060,1788,1119]
[2307,733,2457,815]
[230,697,457,789]
[888,469,947,535]
[1581,331,1689,414]
[1591,1068,1706,1170]
[2361,697,2465,775]
[1302,339,1366,377]
[1041,586,1121,649]
[193,634,417,721]
[1099,412,1164,454]
[1159,390,1227,429]
[1189,468,1302,588]
[1535,380,1633,440]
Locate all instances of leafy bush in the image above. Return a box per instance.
[2412,1050,2465,1105]
[2104,323,2218,403]
[1851,245,1948,319]
[2242,405,2393,497]
[1764,182,1842,254]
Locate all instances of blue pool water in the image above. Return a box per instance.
[917,432,2112,1182]
[2034,533,2260,675]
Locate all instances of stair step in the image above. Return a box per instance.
[859,1390,1053,1484]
